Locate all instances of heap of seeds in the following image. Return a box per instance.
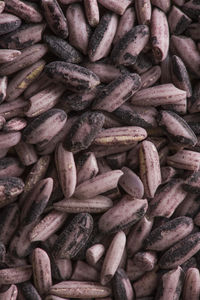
[1,0,200,299]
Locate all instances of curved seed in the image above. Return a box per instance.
[0,76,7,104]
[6,59,45,101]
[25,84,66,118]
[114,104,157,128]
[171,35,200,77]
[92,73,141,112]
[45,61,100,92]
[0,44,48,76]
[66,3,90,55]
[44,34,82,63]
[0,203,19,245]
[19,155,50,206]
[88,13,118,62]
[86,244,105,266]
[4,0,43,23]
[74,170,123,199]
[144,216,194,251]
[0,284,18,300]
[171,55,192,97]
[127,216,153,257]
[155,266,184,300]
[141,65,161,88]
[0,265,32,285]
[168,5,191,35]
[41,0,68,38]
[159,233,200,269]
[167,150,200,171]
[52,213,93,259]
[148,179,187,218]
[29,210,67,242]
[77,152,98,185]
[20,178,53,225]
[98,195,148,234]
[119,167,144,198]
[0,23,46,49]
[182,268,200,300]
[111,25,150,66]
[131,83,186,107]
[22,109,67,145]
[158,110,197,147]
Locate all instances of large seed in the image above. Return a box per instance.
[92,74,141,112]
[0,44,48,76]
[131,83,186,106]
[159,233,200,269]
[45,61,100,92]
[88,12,118,62]
[74,170,123,199]
[52,213,93,259]
[144,216,194,251]
[157,110,197,147]
[29,210,67,242]
[5,0,43,23]
[66,3,91,55]
[41,0,68,39]
[98,195,148,234]
[148,179,187,218]
[22,109,67,145]
[0,265,32,284]
[44,35,82,63]
[111,25,150,66]
[6,59,46,101]
[0,23,46,49]
[155,266,184,300]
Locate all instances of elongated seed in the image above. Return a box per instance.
[50,281,111,298]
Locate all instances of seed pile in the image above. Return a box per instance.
[1,0,200,299]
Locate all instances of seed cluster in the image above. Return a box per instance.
[0,0,200,299]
